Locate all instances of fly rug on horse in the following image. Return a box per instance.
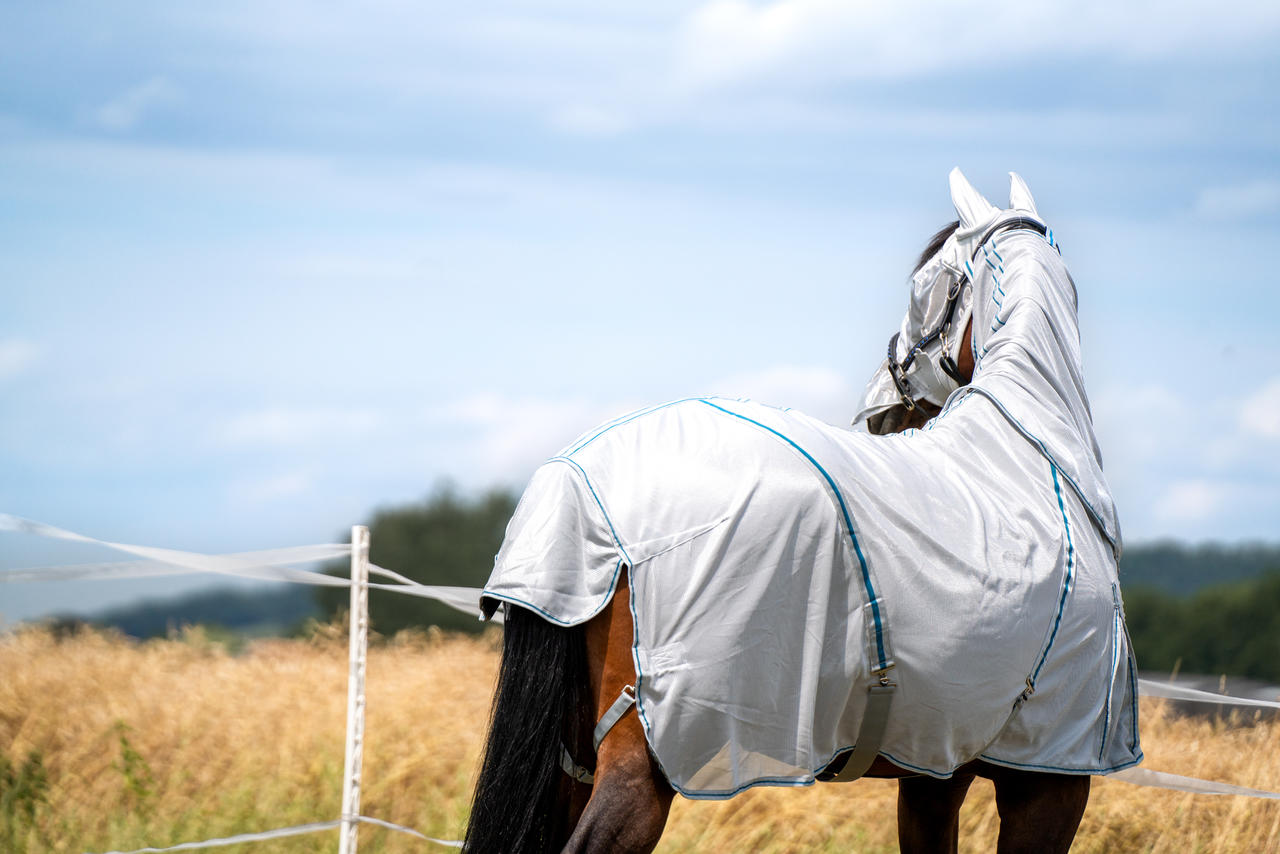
[465,169,1141,853]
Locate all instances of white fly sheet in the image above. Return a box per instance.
[482,172,1142,798]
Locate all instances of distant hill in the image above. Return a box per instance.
[1119,541,1280,595]
[72,586,319,640]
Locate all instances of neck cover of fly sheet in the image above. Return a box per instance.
[481,171,1140,798]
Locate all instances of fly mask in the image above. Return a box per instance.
[853,169,1050,428]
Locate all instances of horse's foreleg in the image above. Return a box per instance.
[561,726,673,854]
[988,768,1089,854]
[896,771,975,854]
[562,572,673,854]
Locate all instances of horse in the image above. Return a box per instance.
[464,170,1140,853]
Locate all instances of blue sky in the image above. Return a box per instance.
[3,1,1279,625]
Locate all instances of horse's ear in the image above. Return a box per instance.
[948,168,997,229]
[1008,172,1040,216]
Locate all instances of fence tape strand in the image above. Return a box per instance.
[1137,678,1280,710]
[87,815,462,854]
[1111,767,1280,799]
[0,513,488,619]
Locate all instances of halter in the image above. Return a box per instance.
[885,217,1050,410]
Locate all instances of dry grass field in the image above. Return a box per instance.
[2,624,1278,853]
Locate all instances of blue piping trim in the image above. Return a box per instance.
[1100,585,1121,760]
[625,564,669,786]
[959,387,1119,553]
[878,750,946,776]
[1128,649,1141,750]
[481,558,625,627]
[546,456,634,567]
[696,398,890,670]
[1030,463,1075,687]
[564,397,702,457]
[976,752,1144,776]
[669,775,820,800]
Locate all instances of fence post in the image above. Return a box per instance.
[340,525,370,854]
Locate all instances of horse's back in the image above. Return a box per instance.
[483,396,1140,796]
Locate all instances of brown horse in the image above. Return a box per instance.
[465,207,1102,853]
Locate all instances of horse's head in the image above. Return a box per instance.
[854,169,1044,435]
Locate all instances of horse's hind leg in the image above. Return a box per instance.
[987,765,1089,854]
[897,771,975,854]
[562,573,673,854]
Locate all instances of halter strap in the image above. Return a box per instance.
[886,216,1051,408]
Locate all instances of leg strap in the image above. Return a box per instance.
[593,684,636,751]
[560,684,637,786]
[826,681,896,782]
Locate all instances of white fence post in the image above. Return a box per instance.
[339,525,370,854]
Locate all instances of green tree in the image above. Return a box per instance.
[1124,570,1280,682]
[316,484,517,635]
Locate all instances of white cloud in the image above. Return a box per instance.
[217,407,383,445]
[0,339,37,381]
[1153,478,1231,523]
[1093,378,1280,538]
[1240,377,1280,440]
[1195,180,1280,221]
[674,0,1280,92]
[227,470,313,504]
[439,393,631,481]
[549,104,635,136]
[1092,383,1192,465]
[92,76,183,132]
[708,364,854,425]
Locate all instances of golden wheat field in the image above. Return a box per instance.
[2,625,1278,854]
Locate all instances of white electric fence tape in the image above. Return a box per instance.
[90,815,463,853]
[1108,768,1280,800]
[1137,678,1280,710]
[6,510,1280,851]
[0,513,489,620]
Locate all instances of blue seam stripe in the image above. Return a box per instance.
[670,775,818,800]
[1100,601,1119,760]
[962,388,1119,552]
[964,259,975,280]
[1128,654,1140,749]
[878,751,946,776]
[1031,462,1075,687]
[696,399,889,669]
[975,752,1143,775]
[625,565,664,779]
[565,397,702,457]
[481,558,626,627]
[547,456,634,567]
[881,749,1144,779]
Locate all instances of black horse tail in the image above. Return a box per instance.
[464,603,589,853]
